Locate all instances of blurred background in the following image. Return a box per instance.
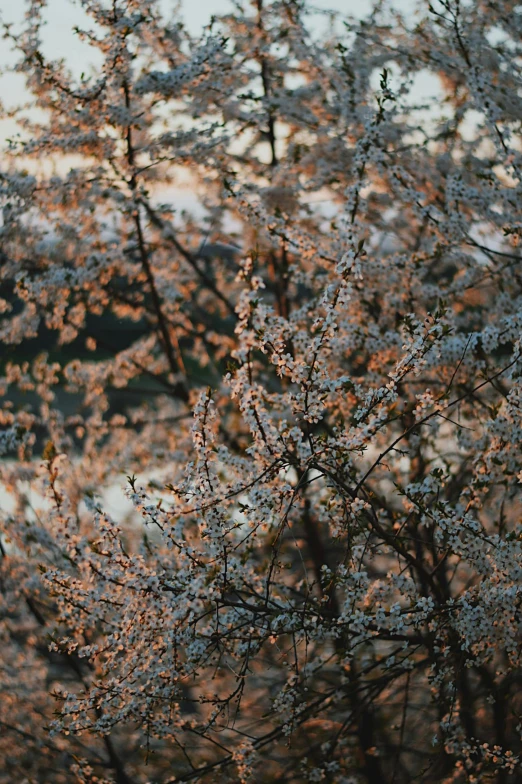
[0,0,415,142]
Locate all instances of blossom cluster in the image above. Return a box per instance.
[0,0,521,782]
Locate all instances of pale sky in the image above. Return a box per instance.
[0,0,372,142]
[0,0,422,145]
[0,0,376,74]
[0,0,415,102]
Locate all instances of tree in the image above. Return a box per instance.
[0,0,521,781]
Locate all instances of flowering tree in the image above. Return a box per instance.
[0,0,521,781]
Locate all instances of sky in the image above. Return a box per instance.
[0,0,429,195]
[0,0,375,73]
[0,0,379,143]
[0,0,416,113]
